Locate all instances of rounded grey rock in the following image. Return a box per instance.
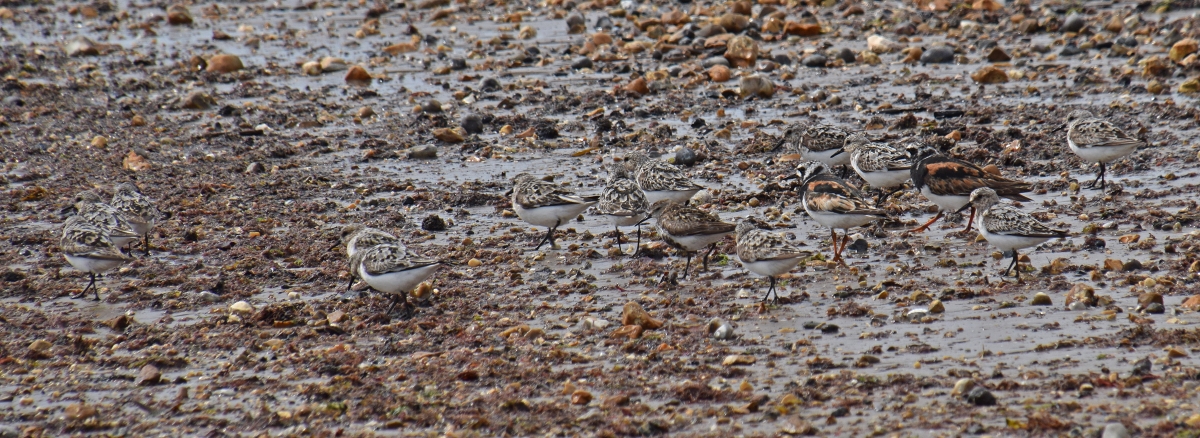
[920,46,955,64]
[802,54,827,68]
[461,113,484,134]
[675,147,697,166]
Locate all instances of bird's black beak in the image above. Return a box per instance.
[1050,123,1066,133]
[830,149,844,158]
[955,203,972,214]
[59,205,77,217]
[635,216,652,226]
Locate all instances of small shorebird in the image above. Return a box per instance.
[795,161,885,266]
[1061,110,1145,191]
[735,218,811,303]
[642,199,735,279]
[66,191,140,248]
[838,133,912,201]
[110,183,160,255]
[960,188,1068,281]
[625,152,704,205]
[908,146,1032,232]
[779,123,851,175]
[61,215,130,300]
[594,166,649,253]
[350,243,441,314]
[511,173,599,250]
[340,224,402,290]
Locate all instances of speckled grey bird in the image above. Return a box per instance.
[625,152,704,206]
[735,218,811,303]
[110,183,160,255]
[961,187,1068,281]
[340,224,403,291]
[350,243,441,315]
[642,199,735,279]
[61,215,131,301]
[594,166,649,254]
[839,133,912,201]
[67,191,140,249]
[511,173,599,250]
[1062,110,1145,190]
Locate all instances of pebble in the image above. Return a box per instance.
[570,57,593,70]
[136,364,162,386]
[920,46,955,63]
[320,57,348,71]
[449,58,467,71]
[480,76,502,92]
[65,37,99,57]
[408,145,438,159]
[1061,14,1086,33]
[28,339,51,354]
[1031,292,1052,306]
[702,56,729,68]
[344,65,372,83]
[422,214,447,231]
[196,290,221,303]
[301,61,322,76]
[965,387,996,406]
[1116,36,1138,48]
[738,74,774,98]
[206,54,244,73]
[167,5,193,25]
[1060,43,1083,56]
[675,148,697,166]
[180,92,215,110]
[773,54,792,65]
[1101,423,1130,438]
[802,54,827,68]
[834,48,855,64]
[230,301,254,313]
[462,113,484,134]
[951,378,975,396]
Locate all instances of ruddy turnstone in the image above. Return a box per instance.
[779,123,851,172]
[1062,110,1145,190]
[110,183,160,255]
[625,152,704,205]
[594,166,649,253]
[838,133,912,201]
[960,187,1068,280]
[66,191,140,248]
[511,173,599,250]
[61,215,130,300]
[341,224,402,290]
[908,146,1032,232]
[350,243,441,314]
[735,218,811,303]
[795,161,885,265]
[642,199,735,279]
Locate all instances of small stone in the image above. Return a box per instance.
[1104,15,1123,33]
[357,106,375,118]
[1182,295,1200,310]
[461,113,484,134]
[970,66,1008,84]
[180,92,215,110]
[724,35,758,68]
[245,162,264,174]
[929,299,945,313]
[65,37,100,57]
[592,32,612,45]
[449,58,467,71]
[319,57,347,71]
[1180,77,1200,94]
[1030,292,1052,306]
[965,387,996,406]
[625,78,649,95]
[28,339,51,354]
[422,214,447,231]
[951,378,975,396]
[131,115,146,126]
[708,65,731,82]
[344,65,372,83]
[570,390,593,405]
[166,5,193,25]
[986,47,1011,62]
[422,100,443,113]
[1138,293,1164,313]
[717,13,749,33]
[230,301,254,313]
[301,61,322,75]
[136,364,162,386]
[675,148,697,166]
[622,302,663,330]
[921,45,955,64]
[702,56,729,68]
[90,135,107,148]
[1117,36,1138,48]
[867,35,901,53]
[802,54,827,67]
[1101,423,1130,438]
[738,74,774,98]
[408,145,437,159]
[1061,14,1085,33]
[432,128,464,143]
[64,404,98,421]
[784,21,821,37]
[206,54,244,73]
[835,48,855,64]
[467,258,482,267]
[566,14,586,33]
[1147,80,1165,95]
[570,57,593,70]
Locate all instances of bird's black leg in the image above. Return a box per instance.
[346,274,355,292]
[89,273,100,301]
[634,225,642,256]
[879,186,903,204]
[144,233,151,256]
[761,276,778,303]
[702,244,717,271]
[614,225,623,253]
[1004,251,1020,277]
[1098,162,1107,191]
[681,253,693,280]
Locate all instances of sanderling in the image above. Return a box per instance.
[779,123,851,172]
[61,215,130,300]
[351,243,441,314]
[340,224,402,290]
[908,146,1031,232]
[511,173,599,250]
[66,191,140,248]
[1061,110,1144,191]
[838,133,912,201]
[642,199,735,279]
[961,187,1068,280]
[110,183,160,255]
[594,166,649,254]
[795,161,885,266]
[735,218,811,303]
[625,152,704,205]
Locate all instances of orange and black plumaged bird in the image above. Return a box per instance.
[907,146,1032,232]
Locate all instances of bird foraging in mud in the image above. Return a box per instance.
[624,152,704,206]
[350,243,442,315]
[510,173,599,250]
[778,122,851,177]
[640,199,735,280]
[908,146,1032,233]
[1060,110,1145,191]
[594,166,649,254]
[794,161,885,266]
[110,183,161,256]
[340,224,403,291]
[837,133,913,202]
[63,190,141,250]
[61,216,131,301]
[961,187,1068,281]
[735,218,811,303]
